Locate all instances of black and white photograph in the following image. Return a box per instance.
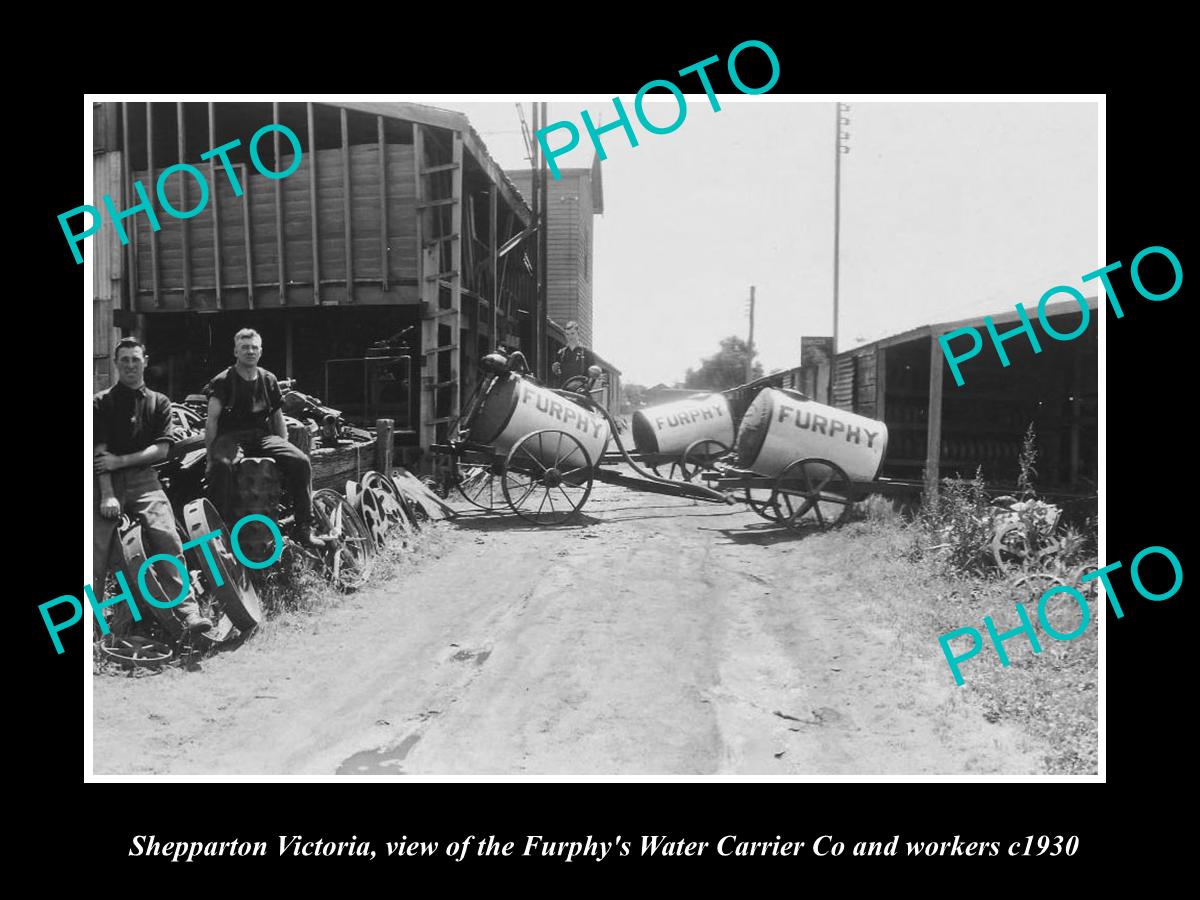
[79,94,1103,779]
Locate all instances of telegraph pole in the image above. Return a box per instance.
[538,101,549,382]
[745,285,756,384]
[833,102,851,355]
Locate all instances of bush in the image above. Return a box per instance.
[916,467,996,575]
[915,426,1094,579]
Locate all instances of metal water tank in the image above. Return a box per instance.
[734,388,888,481]
[630,393,735,458]
[469,375,611,468]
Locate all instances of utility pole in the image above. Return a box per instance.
[833,102,851,356]
[538,101,549,383]
[745,285,756,384]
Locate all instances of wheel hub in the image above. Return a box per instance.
[544,468,563,487]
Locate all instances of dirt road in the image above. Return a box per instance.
[93,473,1044,776]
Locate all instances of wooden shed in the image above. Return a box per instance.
[828,297,1099,494]
[90,101,538,459]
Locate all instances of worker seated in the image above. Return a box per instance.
[204,328,326,549]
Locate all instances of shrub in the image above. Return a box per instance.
[916,467,996,575]
[915,425,1095,579]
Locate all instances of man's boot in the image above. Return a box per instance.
[174,597,213,634]
[182,611,214,634]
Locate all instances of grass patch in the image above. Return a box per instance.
[847,516,1097,775]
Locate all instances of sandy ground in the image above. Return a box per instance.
[93,473,1046,776]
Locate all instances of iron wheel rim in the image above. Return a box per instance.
[502,430,594,526]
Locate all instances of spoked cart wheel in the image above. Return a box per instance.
[745,487,782,522]
[502,429,594,526]
[181,498,263,634]
[361,470,415,541]
[678,439,729,483]
[770,458,856,532]
[346,479,388,550]
[455,460,505,511]
[99,634,173,668]
[312,488,377,590]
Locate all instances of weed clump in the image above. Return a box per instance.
[913,426,1095,580]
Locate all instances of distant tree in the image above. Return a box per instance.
[683,336,763,390]
[622,382,648,409]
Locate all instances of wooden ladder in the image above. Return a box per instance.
[415,125,463,451]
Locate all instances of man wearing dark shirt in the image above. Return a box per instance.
[93,337,212,636]
[551,320,597,388]
[204,328,325,547]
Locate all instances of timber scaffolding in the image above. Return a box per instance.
[91,101,540,465]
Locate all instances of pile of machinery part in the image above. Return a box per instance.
[99,374,459,672]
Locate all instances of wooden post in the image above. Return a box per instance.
[925,333,944,498]
[274,101,286,305]
[875,345,887,422]
[241,163,254,308]
[307,102,321,304]
[121,102,137,314]
[146,102,161,308]
[378,115,389,293]
[374,418,394,474]
[176,102,190,308]
[208,102,222,306]
[1069,346,1082,486]
[489,184,498,346]
[341,106,353,302]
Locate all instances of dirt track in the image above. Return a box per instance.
[93,473,1044,776]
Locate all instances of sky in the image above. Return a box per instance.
[442,99,1098,387]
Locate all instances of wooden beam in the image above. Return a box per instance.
[146,102,161,308]
[414,123,431,450]
[274,101,285,304]
[489,183,498,343]
[1069,346,1082,485]
[207,102,222,307]
[924,334,944,498]
[176,102,191,308]
[449,130,463,423]
[413,123,424,273]
[377,115,389,293]
[307,102,321,304]
[341,106,353,302]
[374,418,394,474]
[121,102,136,313]
[241,162,254,308]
